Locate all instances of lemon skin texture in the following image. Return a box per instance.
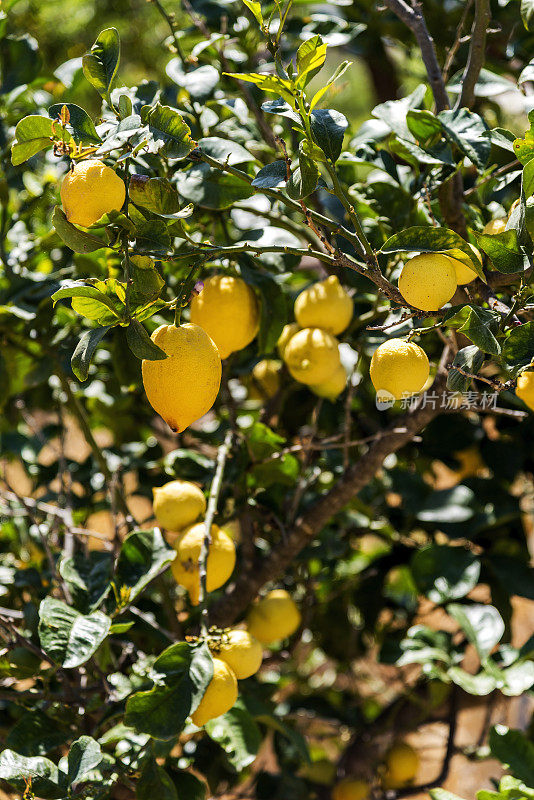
[516,370,534,411]
[171,522,236,605]
[215,629,263,679]
[191,658,238,726]
[190,274,259,359]
[60,159,125,227]
[451,245,483,285]
[284,327,341,385]
[310,363,347,401]
[370,339,429,401]
[153,480,206,530]
[483,218,507,235]
[294,275,353,335]
[277,323,300,358]
[332,779,370,800]
[398,254,457,311]
[383,743,419,788]
[246,589,301,644]
[249,359,281,401]
[142,323,221,433]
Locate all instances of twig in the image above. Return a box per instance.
[457,0,491,110]
[443,0,474,83]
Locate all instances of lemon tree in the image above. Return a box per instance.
[2,1,534,799]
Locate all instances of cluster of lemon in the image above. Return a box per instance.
[153,479,301,726]
[331,742,419,800]
[270,275,353,402]
[398,247,482,313]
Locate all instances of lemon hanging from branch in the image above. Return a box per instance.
[60,159,125,227]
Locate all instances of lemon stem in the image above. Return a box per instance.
[198,429,233,634]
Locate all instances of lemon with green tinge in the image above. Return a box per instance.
[191,658,238,726]
[213,629,263,679]
[310,363,347,401]
[516,369,534,411]
[332,779,370,800]
[383,743,419,789]
[153,480,206,531]
[249,359,281,401]
[246,589,301,644]
[60,159,125,227]
[277,323,300,358]
[294,275,353,335]
[398,253,457,311]
[190,274,259,359]
[370,339,429,401]
[484,218,507,234]
[283,327,341,386]
[142,323,221,433]
[451,244,483,285]
[171,522,235,605]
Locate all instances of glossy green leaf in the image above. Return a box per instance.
[411,545,481,604]
[71,325,112,381]
[67,736,102,785]
[251,161,288,189]
[457,306,501,355]
[489,726,534,784]
[137,756,177,800]
[474,230,526,274]
[141,102,195,159]
[502,321,534,370]
[176,163,254,209]
[310,108,348,162]
[82,28,120,105]
[38,597,111,668]
[381,226,483,276]
[447,345,484,392]
[447,603,504,658]
[48,103,101,144]
[0,750,63,799]
[11,115,55,165]
[206,707,262,771]
[296,35,327,87]
[126,319,168,361]
[115,529,175,604]
[52,206,107,253]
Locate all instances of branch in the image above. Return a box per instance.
[382,0,450,112]
[211,369,449,626]
[457,0,491,110]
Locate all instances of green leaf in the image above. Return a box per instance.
[416,485,475,525]
[71,326,112,381]
[310,108,348,163]
[206,707,262,771]
[489,726,534,784]
[521,0,534,30]
[411,545,481,604]
[48,103,101,144]
[501,661,534,696]
[6,711,70,756]
[381,226,483,277]
[198,136,255,166]
[457,306,501,355]
[241,0,264,26]
[474,230,526,274]
[115,528,175,605]
[502,321,534,370]
[513,111,534,165]
[1,33,42,94]
[126,319,168,361]
[0,750,62,799]
[431,790,468,800]
[406,109,442,144]
[137,755,177,800]
[52,206,107,253]
[141,102,196,159]
[59,551,112,614]
[176,163,254,209]
[447,603,505,658]
[67,737,102,785]
[438,108,490,170]
[82,27,121,106]
[447,667,497,696]
[124,642,213,739]
[166,61,219,102]
[310,60,352,112]
[129,175,180,216]
[129,255,165,305]
[223,72,294,105]
[296,35,327,87]
[292,141,319,198]
[38,597,111,668]
[52,281,124,325]
[251,161,288,189]
[11,115,55,166]
[447,345,484,392]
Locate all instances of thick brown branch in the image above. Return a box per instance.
[211,371,448,626]
[457,0,491,110]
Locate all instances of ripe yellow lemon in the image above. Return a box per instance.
[246,589,301,644]
[383,743,419,788]
[370,339,429,401]
[283,327,341,385]
[191,658,238,726]
[483,218,507,234]
[310,363,347,401]
[277,323,300,358]
[516,369,534,411]
[332,779,370,800]
[60,159,125,227]
[249,359,281,401]
[398,254,457,311]
[153,480,206,531]
[190,274,259,359]
[171,522,236,605]
[212,629,263,679]
[450,245,483,285]
[142,323,221,433]
[294,275,353,335]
